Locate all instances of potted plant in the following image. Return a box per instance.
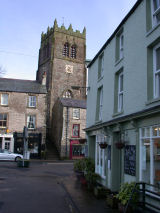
[73,159,85,180]
[116,182,139,212]
[99,143,108,149]
[115,141,125,149]
[85,171,101,191]
[106,192,118,209]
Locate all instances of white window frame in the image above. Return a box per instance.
[139,125,160,185]
[27,115,36,129]
[28,96,36,108]
[153,43,160,98]
[73,108,80,119]
[0,113,7,128]
[99,87,103,121]
[118,72,123,112]
[1,94,8,106]
[152,0,160,27]
[95,134,106,179]
[119,33,124,59]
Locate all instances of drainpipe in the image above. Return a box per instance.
[65,107,69,156]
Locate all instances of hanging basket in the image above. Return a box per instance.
[99,143,108,149]
[115,141,125,149]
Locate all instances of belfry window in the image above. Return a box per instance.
[71,45,76,59]
[63,43,69,57]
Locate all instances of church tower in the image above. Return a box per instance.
[36,19,86,141]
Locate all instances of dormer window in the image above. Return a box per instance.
[71,45,76,59]
[63,42,69,57]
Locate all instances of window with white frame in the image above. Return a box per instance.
[73,108,80,119]
[153,43,160,98]
[98,53,104,79]
[98,87,103,121]
[118,72,123,112]
[95,134,107,178]
[140,125,160,189]
[152,0,160,26]
[28,96,36,107]
[27,115,36,129]
[1,94,8,106]
[0,113,7,128]
[119,33,124,59]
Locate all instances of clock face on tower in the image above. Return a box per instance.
[65,65,73,74]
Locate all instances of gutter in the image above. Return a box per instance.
[85,104,160,132]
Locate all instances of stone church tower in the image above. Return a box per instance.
[36,19,86,148]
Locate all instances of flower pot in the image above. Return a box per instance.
[118,203,133,213]
[99,143,108,149]
[106,194,118,209]
[115,142,125,149]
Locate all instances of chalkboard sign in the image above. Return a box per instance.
[124,145,136,176]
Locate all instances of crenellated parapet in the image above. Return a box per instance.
[41,19,86,43]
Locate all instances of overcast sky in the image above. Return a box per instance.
[0,0,137,80]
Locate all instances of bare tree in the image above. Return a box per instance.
[0,66,6,77]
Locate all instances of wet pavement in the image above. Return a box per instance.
[0,161,118,213]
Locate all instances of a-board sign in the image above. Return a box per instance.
[124,145,136,176]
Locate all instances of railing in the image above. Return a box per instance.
[124,182,160,213]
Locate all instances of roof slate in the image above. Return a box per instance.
[60,98,86,109]
[0,78,47,94]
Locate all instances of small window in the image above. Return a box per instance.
[63,42,69,57]
[119,34,124,59]
[115,30,124,62]
[0,113,7,128]
[1,94,8,106]
[72,124,80,137]
[152,0,160,26]
[98,53,104,79]
[63,90,72,98]
[73,108,80,119]
[96,87,103,121]
[27,115,36,129]
[118,72,123,112]
[154,43,160,98]
[28,96,36,108]
[71,45,76,59]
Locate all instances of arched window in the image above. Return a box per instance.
[62,90,72,98]
[71,45,76,59]
[63,42,69,57]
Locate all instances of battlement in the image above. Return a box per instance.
[41,19,86,42]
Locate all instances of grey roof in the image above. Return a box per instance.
[0,78,47,94]
[60,98,86,109]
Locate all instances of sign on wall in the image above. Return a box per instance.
[124,145,136,176]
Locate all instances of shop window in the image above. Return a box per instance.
[73,108,80,119]
[95,134,107,178]
[27,115,36,129]
[28,96,36,108]
[72,124,80,137]
[140,125,160,189]
[0,113,7,128]
[1,94,8,106]
[5,142,10,150]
